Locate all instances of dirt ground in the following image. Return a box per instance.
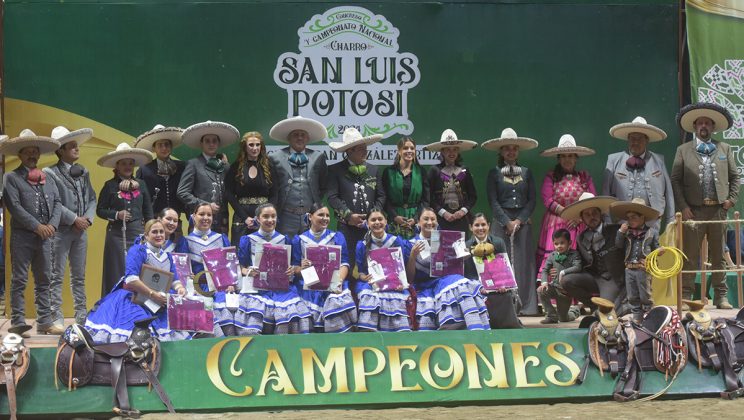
[140,398,743,419]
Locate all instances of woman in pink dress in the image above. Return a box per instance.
[536,134,596,276]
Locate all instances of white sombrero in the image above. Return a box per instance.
[560,192,617,222]
[609,197,660,221]
[609,116,667,142]
[328,127,382,152]
[269,116,327,144]
[677,102,734,133]
[540,134,595,157]
[481,128,539,151]
[134,124,184,150]
[51,126,94,148]
[97,143,154,168]
[0,129,60,155]
[181,121,240,149]
[423,129,477,152]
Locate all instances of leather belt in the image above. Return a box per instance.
[625,262,645,269]
[238,197,268,205]
[284,206,310,215]
[703,199,720,206]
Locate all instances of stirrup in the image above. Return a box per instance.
[721,388,744,400]
[112,406,142,419]
[613,391,639,402]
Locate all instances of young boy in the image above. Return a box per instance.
[610,198,660,324]
[538,229,582,324]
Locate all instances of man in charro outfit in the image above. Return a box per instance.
[327,127,386,271]
[44,126,97,326]
[1,129,62,336]
[268,116,329,239]
[603,116,674,228]
[671,102,739,309]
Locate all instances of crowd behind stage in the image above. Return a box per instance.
[1,101,740,341]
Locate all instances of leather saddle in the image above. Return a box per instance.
[0,329,31,420]
[579,298,688,402]
[54,318,175,418]
[684,301,744,399]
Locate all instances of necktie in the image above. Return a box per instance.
[349,164,367,176]
[289,152,308,167]
[157,158,177,176]
[626,155,646,170]
[206,157,225,173]
[69,164,84,178]
[26,168,46,186]
[696,142,716,156]
[554,253,567,264]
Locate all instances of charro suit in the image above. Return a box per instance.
[602,150,674,227]
[44,161,97,324]
[177,155,229,232]
[671,139,739,299]
[269,146,327,237]
[136,158,186,216]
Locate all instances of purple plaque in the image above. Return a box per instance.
[429,230,465,277]
[304,245,342,291]
[201,246,240,291]
[254,243,291,291]
[479,253,517,292]
[367,247,409,292]
[167,295,214,333]
[171,253,192,283]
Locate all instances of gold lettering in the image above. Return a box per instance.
[206,337,253,396]
[301,347,350,394]
[419,345,464,390]
[351,347,386,392]
[387,345,423,392]
[511,342,546,388]
[463,343,509,389]
[257,349,299,396]
[545,342,580,386]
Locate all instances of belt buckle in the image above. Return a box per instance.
[703,199,719,206]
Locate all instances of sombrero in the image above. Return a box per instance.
[269,116,327,144]
[609,197,660,221]
[51,126,94,148]
[560,192,617,222]
[97,143,153,168]
[609,116,667,142]
[328,127,382,152]
[481,128,539,151]
[677,102,733,133]
[134,124,184,150]
[540,134,595,157]
[0,129,60,155]
[181,121,240,149]
[423,129,477,152]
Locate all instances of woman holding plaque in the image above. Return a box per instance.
[382,137,429,239]
[237,203,311,335]
[424,129,478,233]
[225,131,275,246]
[355,209,412,332]
[406,208,489,331]
[175,203,233,336]
[85,219,189,343]
[464,213,522,329]
[97,143,154,297]
[291,204,357,333]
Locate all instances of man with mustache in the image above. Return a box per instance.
[671,102,739,309]
[1,129,62,336]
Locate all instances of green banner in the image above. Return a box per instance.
[0,329,729,415]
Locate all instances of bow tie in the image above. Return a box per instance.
[157,158,178,176]
[349,164,367,176]
[554,253,568,264]
[626,155,646,170]
[289,152,308,167]
[628,228,646,239]
[206,157,225,173]
[696,142,716,156]
[27,168,46,186]
[69,164,84,178]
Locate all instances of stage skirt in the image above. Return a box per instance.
[85,289,191,344]
[298,280,357,333]
[232,286,313,335]
[413,275,490,331]
[355,281,411,332]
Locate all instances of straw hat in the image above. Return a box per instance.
[609,197,660,221]
[540,134,595,157]
[677,102,733,133]
[134,124,184,150]
[181,121,239,149]
[328,127,382,152]
[269,116,327,144]
[609,116,667,142]
[423,129,477,152]
[51,126,93,148]
[97,143,153,168]
[560,192,617,221]
[0,129,60,155]
[481,128,538,151]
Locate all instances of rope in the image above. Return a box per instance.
[646,246,687,279]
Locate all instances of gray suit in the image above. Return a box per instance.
[3,165,62,329]
[602,150,674,227]
[177,155,229,233]
[44,160,97,324]
[269,146,327,237]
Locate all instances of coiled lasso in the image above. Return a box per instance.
[645,246,687,279]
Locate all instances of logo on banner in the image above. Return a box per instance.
[274,6,421,143]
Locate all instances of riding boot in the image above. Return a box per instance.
[714,295,734,310]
